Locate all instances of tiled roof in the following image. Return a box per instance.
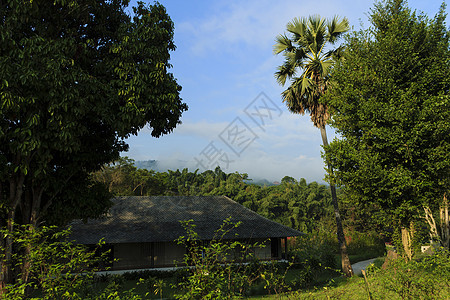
[69,196,303,244]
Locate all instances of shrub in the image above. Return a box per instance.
[370,249,450,299]
[0,225,142,300]
[346,230,386,257]
[173,218,292,299]
[289,229,338,270]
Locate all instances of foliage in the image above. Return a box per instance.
[324,0,450,238]
[174,218,264,299]
[290,229,338,273]
[0,225,146,299]
[368,250,450,299]
[1,0,187,290]
[173,218,301,298]
[274,13,353,276]
[287,225,385,287]
[346,230,385,257]
[0,0,187,225]
[251,252,450,299]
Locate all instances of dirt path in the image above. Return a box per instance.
[352,258,378,276]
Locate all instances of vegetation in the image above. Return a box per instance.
[273,15,353,276]
[0,225,114,299]
[323,0,450,256]
[0,219,426,300]
[0,0,187,293]
[1,0,449,298]
[248,251,450,299]
[288,250,450,299]
[174,218,273,299]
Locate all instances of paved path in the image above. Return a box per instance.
[352,258,378,276]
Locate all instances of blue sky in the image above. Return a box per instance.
[123,0,449,183]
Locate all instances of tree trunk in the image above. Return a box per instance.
[1,210,17,296]
[440,194,449,249]
[0,172,26,295]
[19,186,43,296]
[401,223,414,260]
[320,125,353,277]
[424,205,439,243]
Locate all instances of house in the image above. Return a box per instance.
[69,196,303,270]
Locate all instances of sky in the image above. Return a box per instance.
[122,0,449,183]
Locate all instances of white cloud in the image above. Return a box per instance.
[177,0,368,55]
[173,120,229,140]
[225,148,327,183]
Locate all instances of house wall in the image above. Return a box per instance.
[251,239,271,260]
[112,241,185,270]
[153,241,185,266]
[113,242,152,270]
[250,238,282,260]
[111,238,283,270]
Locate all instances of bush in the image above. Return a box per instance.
[0,225,143,300]
[365,257,385,275]
[369,249,450,299]
[173,218,292,299]
[346,230,386,257]
[289,229,338,270]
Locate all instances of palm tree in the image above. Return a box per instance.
[274,15,353,276]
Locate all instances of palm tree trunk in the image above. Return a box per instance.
[320,125,353,277]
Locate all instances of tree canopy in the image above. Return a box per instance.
[324,0,450,230]
[274,15,349,127]
[1,0,187,290]
[0,0,187,226]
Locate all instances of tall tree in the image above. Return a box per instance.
[0,0,187,292]
[274,15,353,276]
[323,0,450,256]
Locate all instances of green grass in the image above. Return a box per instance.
[246,255,450,300]
[246,276,374,299]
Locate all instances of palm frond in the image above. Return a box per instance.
[307,15,326,52]
[319,59,333,78]
[273,34,294,54]
[300,73,313,97]
[293,47,308,65]
[327,16,350,44]
[281,78,306,115]
[275,14,348,126]
[283,47,308,68]
[275,59,297,86]
[286,17,306,39]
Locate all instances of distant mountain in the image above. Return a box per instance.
[134,160,159,171]
[134,159,190,173]
[244,179,277,187]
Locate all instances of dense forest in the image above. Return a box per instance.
[92,157,335,233]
